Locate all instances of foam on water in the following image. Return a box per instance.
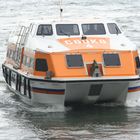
[125,99,140,108]
[22,104,71,113]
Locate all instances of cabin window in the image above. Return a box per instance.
[37,24,53,36]
[35,59,48,71]
[26,57,30,67]
[82,23,106,35]
[23,55,27,66]
[135,56,140,68]
[9,50,15,59]
[29,58,34,68]
[103,53,121,66]
[66,54,84,68]
[12,51,15,60]
[56,24,80,36]
[16,48,22,64]
[107,23,121,34]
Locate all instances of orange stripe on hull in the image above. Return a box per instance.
[32,89,64,95]
[128,88,140,93]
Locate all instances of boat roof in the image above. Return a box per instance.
[17,18,118,27]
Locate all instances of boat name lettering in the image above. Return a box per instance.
[64,39,107,45]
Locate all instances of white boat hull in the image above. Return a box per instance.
[3,65,140,106]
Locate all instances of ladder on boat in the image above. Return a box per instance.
[15,25,31,67]
[16,26,29,48]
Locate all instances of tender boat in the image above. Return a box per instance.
[2,19,140,106]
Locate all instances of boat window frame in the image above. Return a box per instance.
[12,51,15,60]
[56,24,80,36]
[65,54,84,68]
[36,24,53,36]
[107,23,121,35]
[103,53,121,67]
[82,23,106,35]
[29,57,34,68]
[26,56,31,67]
[35,58,48,72]
[135,56,140,68]
[23,55,27,66]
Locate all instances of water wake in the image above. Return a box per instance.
[125,99,140,107]
[24,104,70,113]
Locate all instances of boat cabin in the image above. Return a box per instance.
[5,20,140,79]
[34,22,121,37]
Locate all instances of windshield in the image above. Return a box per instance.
[37,24,53,36]
[82,23,106,35]
[107,23,121,34]
[56,24,80,36]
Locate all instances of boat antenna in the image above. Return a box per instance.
[59,0,63,21]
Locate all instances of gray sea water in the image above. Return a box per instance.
[0,0,140,139]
